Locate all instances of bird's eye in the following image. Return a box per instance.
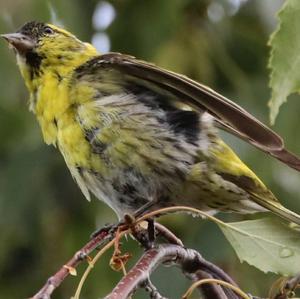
[44,27,54,35]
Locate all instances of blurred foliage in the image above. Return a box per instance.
[1,0,300,298]
[268,0,300,124]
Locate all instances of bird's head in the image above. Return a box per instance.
[1,21,97,90]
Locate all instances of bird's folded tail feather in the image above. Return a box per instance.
[251,194,300,225]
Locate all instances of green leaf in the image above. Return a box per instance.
[218,218,300,276]
[268,0,300,124]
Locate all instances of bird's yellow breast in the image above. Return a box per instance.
[34,71,106,174]
[56,111,90,167]
[34,72,69,145]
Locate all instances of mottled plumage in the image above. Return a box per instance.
[3,21,300,223]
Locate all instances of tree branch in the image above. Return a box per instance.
[142,279,169,299]
[29,221,183,299]
[30,225,117,299]
[29,207,279,299]
[103,244,246,299]
[190,270,228,299]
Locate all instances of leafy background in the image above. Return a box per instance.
[1,0,300,298]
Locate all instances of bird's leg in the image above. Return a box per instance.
[133,200,158,219]
[147,218,155,245]
[134,219,155,250]
[124,214,150,248]
[91,200,158,245]
[90,210,139,239]
[129,199,161,248]
[123,214,156,249]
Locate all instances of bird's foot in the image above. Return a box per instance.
[132,200,157,219]
[90,200,157,247]
[124,214,156,249]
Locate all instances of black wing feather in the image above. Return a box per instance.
[83,53,300,172]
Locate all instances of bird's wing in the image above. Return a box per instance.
[73,53,300,171]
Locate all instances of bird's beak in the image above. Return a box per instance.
[1,33,35,54]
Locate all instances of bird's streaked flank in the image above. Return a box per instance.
[2,21,300,224]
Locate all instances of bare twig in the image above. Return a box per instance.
[190,270,229,299]
[30,225,119,299]
[103,244,245,299]
[142,279,169,299]
[72,234,128,299]
[28,206,273,299]
[155,222,184,246]
[29,205,237,298]
[182,278,250,299]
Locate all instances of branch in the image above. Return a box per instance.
[29,206,278,299]
[142,279,169,299]
[155,222,183,246]
[103,244,246,299]
[30,221,182,299]
[190,270,228,299]
[30,225,117,299]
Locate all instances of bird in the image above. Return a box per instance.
[2,21,300,225]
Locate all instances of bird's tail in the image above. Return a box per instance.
[252,194,300,226]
